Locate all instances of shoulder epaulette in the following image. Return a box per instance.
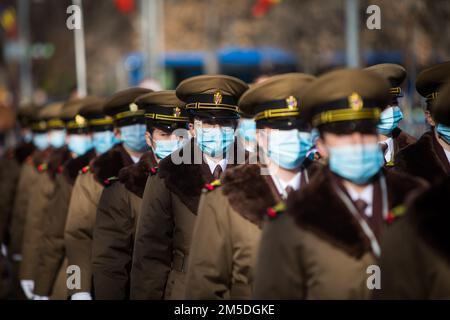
[37,163,48,172]
[79,165,90,174]
[202,179,221,193]
[266,201,287,219]
[103,176,119,187]
[386,204,406,224]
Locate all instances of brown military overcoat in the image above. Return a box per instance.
[185,161,322,300]
[0,142,34,246]
[130,139,248,300]
[64,144,133,297]
[19,147,68,282]
[33,149,95,298]
[92,151,156,300]
[374,176,450,299]
[253,168,427,299]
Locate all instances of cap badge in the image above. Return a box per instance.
[129,103,138,112]
[348,92,363,111]
[75,114,86,125]
[286,96,298,110]
[173,106,181,117]
[214,91,222,105]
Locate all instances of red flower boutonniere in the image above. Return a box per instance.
[386,205,406,224]
[203,179,221,193]
[266,202,286,219]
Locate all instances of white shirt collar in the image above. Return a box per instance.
[204,154,228,176]
[270,170,302,199]
[444,148,450,164]
[346,184,374,217]
[381,137,394,163]
[131,155,140,163]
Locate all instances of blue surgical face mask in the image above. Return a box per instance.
[436,124,450,144]
[33,133,49,151]
[120,124,148,152]
[329,143,384,185]
[237,119,256,142]
[154,139,182,159]
[265,129,313,170]
[377,106,404,135]
[68,134,93,157]
[195,126,235,157]
[48,129,66,149]
[24,131,33,143]
[311,128,320,146]
[92,131,116,154]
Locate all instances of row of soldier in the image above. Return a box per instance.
[0,61,449,300]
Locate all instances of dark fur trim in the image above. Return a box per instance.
[395,131,449,184]
[118,150,158,198]
[222,164,278,227]
[158,138,249,213]
[288,168,427,258]
[91,144,134,186]
[32,148,51,168]
[221,160,325,226]
[409,176,450,263]
[47,147,72,180]
[13,142,35,164]
[303,158,324,182]
[63,149,97,184]
[392,128,416,152]
[384,169,428,209]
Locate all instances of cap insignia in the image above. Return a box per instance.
[348,92,363,111]
[213,91,222,105]
[286,96,298,110]
[75,114,87,126]
[173,107,181,117]
[129,103,139,112]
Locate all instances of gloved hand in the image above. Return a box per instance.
[20,279,35,300]
[33,295,49,300]
[71,292,92,300]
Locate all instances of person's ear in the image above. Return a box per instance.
[114,127,121,140]
[316,137,329,159]
[424,110,436,127]
[145,131,154,149]
[189,122,196,138]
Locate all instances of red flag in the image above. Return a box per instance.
[115,0,135,14]
[252,0,281,18]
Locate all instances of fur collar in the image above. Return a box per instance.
[92,144,134,186]
[14,142,35,164]
[392,127,416,152]
[118,150,158,198]
[63,149,97,185]
[395,130,449,184]
[287,168,426,258]
[47,147,72,180]
[32,148,51,168]
[222,160,324,227]
[410,176,450,263]
[222,164,279,227]
[158,138,248,213]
